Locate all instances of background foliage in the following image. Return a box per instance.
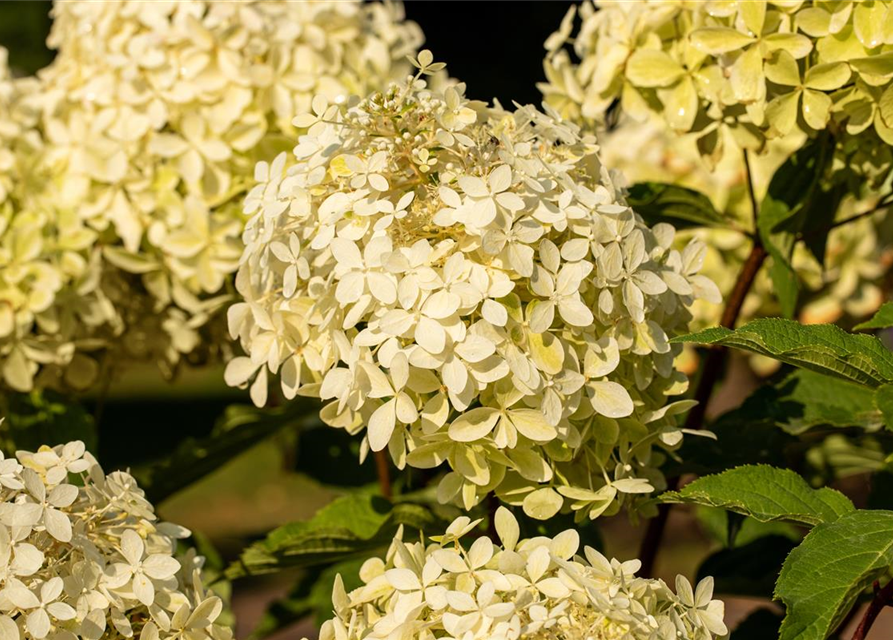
[3,2,893,639]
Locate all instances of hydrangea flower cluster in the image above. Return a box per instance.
[541,1,893,363]
[597,121,893,341]
[542,0,893,174]
[227,52,720,519]
[0,439,228,640]
[0,0,424,393]
[307,508,727,640]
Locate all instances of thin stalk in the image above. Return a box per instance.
[374,450,392,499]
[638,150,766,578]
[852,579,893,640]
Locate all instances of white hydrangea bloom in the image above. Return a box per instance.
[227,54,720,519]
[0,437,228,640]
[0,47,107,394]
[540,0,893,371]
[305,507,727,640]
[596,121,892,357]
[0,0,424,393]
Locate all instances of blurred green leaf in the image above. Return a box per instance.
[731,608,783,639]
[673,318,893,389]
[135,400,316,503]
[0,1,53,75]
[868,471,893,510]
[801,184,845,268]
[698,535,797,598]
[696,506,799,550]
[876,385,893,432]
[1,390,97,453]
[662,465,854,526]
[227,492,445,579]
[757,137,831,318]
[296,426,377,488]
[669,409,795,477]
[626,182,725,229]
[855,302,893,331]
[768,370,882,435]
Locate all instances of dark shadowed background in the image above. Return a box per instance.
[0,1,575,105]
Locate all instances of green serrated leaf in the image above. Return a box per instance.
[855,302,893,331]
[662,465,854,526]
[672,318,893,388]
[776,510,893,640]
[626,182,725,229]
[227,493,444,579]
[135,400,315,504]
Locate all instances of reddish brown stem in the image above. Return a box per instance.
[638,240,767,578]
[637,476,679,578]
[374,450,392,499]
[683,242,767,432]
[852,579,893,640]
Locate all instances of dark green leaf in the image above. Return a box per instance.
[0,1,53,75]
[768,370,882,435]
[801,185,845,268]
[626,182,725,229]
[875,385,893,432]
[757,137,831,318]
[135,400,316,503]
[868,472,893,511]
[776,510,893,640]
[668,407,795,477]
[2,390,97,454]
[296,426,377,488]
[662,465,854,526]
[731,608,783,639]
[697,507,799,550]
[762,232,800,319]
[698,535,797,598]
[855,302,893,331]
[227,493,445,579]
[672,318,893,388]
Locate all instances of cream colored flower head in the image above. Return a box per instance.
[227,51,720,519]
[306,507,726,640]
[0,1,423,394]
[542,0,893,169]
[0,437,229,640]
[596,118,892,338]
